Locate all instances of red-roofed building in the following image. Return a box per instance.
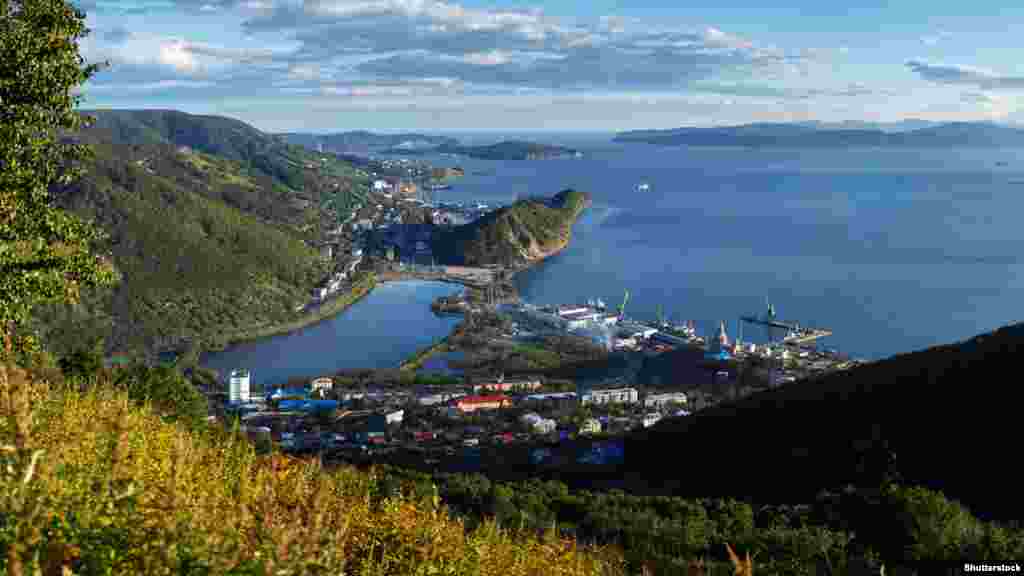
[453,394,512,413]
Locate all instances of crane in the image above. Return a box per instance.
[617,289,630,319]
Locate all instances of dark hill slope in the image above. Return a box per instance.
[624,322,1024,522]
[432,189,590,266]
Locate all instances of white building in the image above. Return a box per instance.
[229,369,251,403]
[373,179,390,191]
[580,418,602,435]
[642,412,663,428]
[418,392,466,406]
[310,377,334,393]
[385,410,404,425]
[645,392,688,409]
[581,387,639,405]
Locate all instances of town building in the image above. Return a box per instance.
[645,392,688,409]
[580,387,639,406]
[228,369,251,403]
[642,413,663,428]
[310,377,333,394]
[453,394,512,413]
[472,375,542,394]
[417,392,466,406]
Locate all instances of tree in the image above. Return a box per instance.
[1,0,117,360]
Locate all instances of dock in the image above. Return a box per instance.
[740,315,833,344]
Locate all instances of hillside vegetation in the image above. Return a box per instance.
[30,111,370,358]
[433,189,590,266]
[624,321,1024,527]
[0,361,624,575]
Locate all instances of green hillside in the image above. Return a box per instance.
[433,189,590,266]
[30,111,369,358]
[621,322,1024,526]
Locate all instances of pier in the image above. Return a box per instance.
[740,305,833,345]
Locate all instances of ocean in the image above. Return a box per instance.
[419,137,1024,360]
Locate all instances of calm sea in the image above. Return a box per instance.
[422,136,1024,360]
[203,137,1024,385]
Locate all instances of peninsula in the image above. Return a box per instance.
[431,188,591,267]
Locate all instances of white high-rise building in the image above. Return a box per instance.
[229,369,251,403]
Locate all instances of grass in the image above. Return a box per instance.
[0,361,627,575]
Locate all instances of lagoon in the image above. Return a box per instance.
[200,281,462,389]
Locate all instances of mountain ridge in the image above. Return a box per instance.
[614,120,1024,147]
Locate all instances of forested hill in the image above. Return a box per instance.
[623,321,1024,523]
[614,121,1024,148]
[32,110,368,359]
[432,189,591,266]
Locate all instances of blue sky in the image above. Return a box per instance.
[75,0,1024,132]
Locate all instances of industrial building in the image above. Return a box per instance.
[580,387,639,405]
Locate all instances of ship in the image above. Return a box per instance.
[427,183,451,191]
[636,182,650,192]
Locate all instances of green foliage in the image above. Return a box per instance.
[0,0,117,358]
[111,363,208,427]
[433,189,590,267]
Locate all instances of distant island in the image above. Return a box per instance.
[614,121,1024,148]
[432,189,591,267]
[383,140,582,160]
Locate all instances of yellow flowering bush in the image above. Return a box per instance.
[0,362,625,575]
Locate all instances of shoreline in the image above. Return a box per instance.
[196,273,379,360]
[397,194,592,372]
[195,191,591,375]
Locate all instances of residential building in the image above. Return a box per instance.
[645,392,688,409]
[642,413,663,428]
[310,377,334,394]
[228,369,251,403]
[580,387,639,405]
[454,394,512,413]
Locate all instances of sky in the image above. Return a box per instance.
[74,0,1024,132]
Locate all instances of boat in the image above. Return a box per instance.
[636,182,650,192]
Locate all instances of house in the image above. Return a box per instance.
[644,392,688,409]
[580,387,639,406]
[310,377,334,394]
[372,179,390,191]
[453,394,512,413]
[385,409,404,425]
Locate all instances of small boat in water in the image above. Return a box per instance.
[636,182,650,191]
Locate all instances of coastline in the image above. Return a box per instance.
[196,273,379,360]
[398,193,592,371]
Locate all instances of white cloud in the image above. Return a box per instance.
[159,40,200,72]
[920,30,951,46]
[907,60,1024,90]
